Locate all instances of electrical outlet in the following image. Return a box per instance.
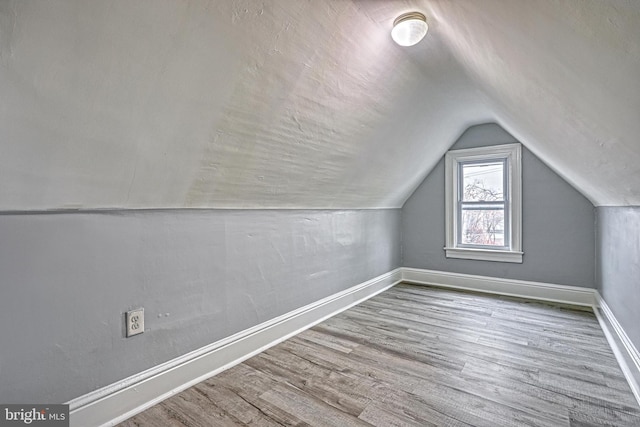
[126,308,144,337]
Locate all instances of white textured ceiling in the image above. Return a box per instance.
[0,0,638,210]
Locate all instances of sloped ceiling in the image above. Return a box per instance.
[429,0,640,206]
[0,0,638,210]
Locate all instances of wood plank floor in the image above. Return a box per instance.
[119,283,640,426]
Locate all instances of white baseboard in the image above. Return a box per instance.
[67,269,402,427]
[594,293,640,406]
[401,267,597,307]
[67,267,640,426]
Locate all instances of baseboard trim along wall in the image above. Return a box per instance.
[67,269,403,427]
[594,294,640,406]
[401,267,597,306]
[68,267,640,426]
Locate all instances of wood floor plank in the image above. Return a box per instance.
[120,283,640,427]
[209,366,311,426]
[245,348,372,416]
[412,380,567,427]
[357,389,474,427]
[259,383,370,427]
[189,382,287,426]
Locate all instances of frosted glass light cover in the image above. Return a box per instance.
[391,13,428,47]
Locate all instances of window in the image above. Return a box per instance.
[445,143,522,263]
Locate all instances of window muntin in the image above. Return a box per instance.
[444,143,522,263]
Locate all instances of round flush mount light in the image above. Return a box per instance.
[391,12,428,46]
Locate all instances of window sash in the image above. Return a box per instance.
[457,203,508,250]
[456,158,510,250]
[458,159,506,203]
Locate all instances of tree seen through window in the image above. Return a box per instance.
[460,161,505,247]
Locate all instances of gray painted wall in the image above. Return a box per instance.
[0,209,400,403]
[402,123,595,287]
[597,207,640,350]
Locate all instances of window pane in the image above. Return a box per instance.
[461,208,505,246]
[462,161,503,202]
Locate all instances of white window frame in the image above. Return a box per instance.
[444,143,523,263]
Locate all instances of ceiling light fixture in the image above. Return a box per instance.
[391,12,428,47]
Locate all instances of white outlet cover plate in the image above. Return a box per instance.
[126,308,144,337]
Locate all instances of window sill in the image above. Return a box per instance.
[444,247,523,263]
